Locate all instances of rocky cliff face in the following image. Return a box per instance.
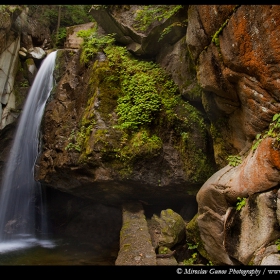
[186,5,280,265]
[0,6,52,130]
[1,5,280,265]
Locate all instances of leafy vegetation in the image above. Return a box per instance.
[100,43,179,133]
[187,242,199,250]
[252,113,280,151]
[159,20,187,42]
[65,123,94,152]
[211,5,239,49]
[55,27,67,47]
[133,5,183,32]
[236,197,246,211]
[275,239,280,251]
[183,252,198,265]
[77,26,115,64]
[182,242,199,265]
[28,5,94,29]
[182,241,212,266]
[27,5,94,47]
[66,26,214,181]
[133,5,187,42]
[19,80,29,87]
[116,73,161,130]
[227,155,242,167]
[159,246,169,254]
[90,5,186,41]
[211,18,229,49]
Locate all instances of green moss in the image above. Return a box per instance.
[114,129,162,165]
[210,5,240,54]
[209,117,234,166]
[64,30,214,181]
[167,99,215,182]
[133,5,183,32]
[122,244,131,250]
[77,26,115,64]
[186,213,212,262]
[227,155,242,167]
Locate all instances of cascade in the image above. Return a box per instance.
[0,50,57,252]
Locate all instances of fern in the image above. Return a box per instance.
[227,155,242,167]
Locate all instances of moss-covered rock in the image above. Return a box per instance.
[149,209,186,249]
[36,35,216,206]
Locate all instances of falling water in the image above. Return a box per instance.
[0,50,57,252]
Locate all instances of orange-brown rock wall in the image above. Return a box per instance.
[188,5,280,167]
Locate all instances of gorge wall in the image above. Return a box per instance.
[1,5,280,265]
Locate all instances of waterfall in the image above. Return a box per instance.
[0,51,57,252]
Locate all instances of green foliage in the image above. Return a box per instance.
[73,30,213,182]
[65,129,80,152]
[211,18,229,49]
[236,197,246,211]
[275,239,280,251]
[20,80,29,87]
[227,155,242,167]
[90,5,109,10]
[159,20,187,42]
[65,122,94,152]
[211,6,239,49]
[102,44,179,132]
[55,27,67,47]
[183,252,198,265]
[0,5,7,11]
[187,242,199,250]
[159,247,168,254]
[182,242,199,265]
[27,5,94,33]
[252,113,280,151]
[0,5,10,23]
[116,73,161,130]
[252,133,262,151]
[77,27,115,64]
[134,5,183,32]
[0,5,19,14]
[114,129,162,163]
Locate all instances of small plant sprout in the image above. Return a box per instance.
[236,197,246,211]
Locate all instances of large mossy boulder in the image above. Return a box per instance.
[148,209,186,249]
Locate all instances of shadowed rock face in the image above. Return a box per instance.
[187,5,280,265]
[189,5,280,166]
[196,137,280,265]
[89,5,188,59]
[45,187,122,255]
[34,43,215,207]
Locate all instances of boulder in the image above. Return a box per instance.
[225,192,280,265]
[196,136,280,264]
[148,209,186,249]
[28,47,46,60]
[23,58,37,85]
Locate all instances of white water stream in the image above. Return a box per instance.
[0,51,57,253]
